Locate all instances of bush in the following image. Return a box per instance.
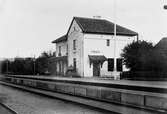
[121,40,167,80]
[66,71,80,78]
[121,71,167,81]
[121,40,154,71]
[66,66,80,77]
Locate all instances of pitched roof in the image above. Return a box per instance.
[74,17,138,36]
[154,38,167,50]
[52,35,67,43]
[154,38,167,57]
[52,17,138,44]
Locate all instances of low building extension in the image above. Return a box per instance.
[51,17,138,77]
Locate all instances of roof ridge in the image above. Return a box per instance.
[74,16,105,21]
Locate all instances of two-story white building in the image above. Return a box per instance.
[52,17,138,78]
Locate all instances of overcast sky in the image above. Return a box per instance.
[0,0,167,58]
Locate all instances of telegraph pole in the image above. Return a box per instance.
[113,0,117,80]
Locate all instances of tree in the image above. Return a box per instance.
[36,51,55,75]
[1,60,8,74]
[23,58,34,74]
[121,40,154,71]
[0,50,55,75]
[150,49,167,72]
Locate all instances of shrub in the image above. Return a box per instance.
[121,40,154,71]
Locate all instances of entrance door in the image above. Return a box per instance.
[93,63,100,77]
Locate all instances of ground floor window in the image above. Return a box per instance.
[108,58,114,71]
[116,58,123,71]
[73,58,76,71]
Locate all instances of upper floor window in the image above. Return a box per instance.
[73,40,76,50]
[74,27,79,32]
[66,45,68,55]
[106,39,110,46]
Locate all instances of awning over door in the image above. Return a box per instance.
[89,55,107,67]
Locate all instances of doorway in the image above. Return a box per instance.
[93,62,100,77]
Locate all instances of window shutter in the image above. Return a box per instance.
[108,58,114,71]
[116,58,123,71]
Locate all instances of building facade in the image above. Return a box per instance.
[51,17,138,77]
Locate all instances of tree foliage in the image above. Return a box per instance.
[1,58,34,75]
[1,60,8,74]
[149,49,167,72]
[36,51,55,75]
[121,40,167,73]
[121,40,154,71]
[1,50,55,75]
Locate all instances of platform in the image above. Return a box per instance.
[1,75,167,114]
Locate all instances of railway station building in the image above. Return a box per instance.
[51,17,138,78]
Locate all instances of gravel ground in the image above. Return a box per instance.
[0,84,111,114]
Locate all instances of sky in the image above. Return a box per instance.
[0,0,167,58]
